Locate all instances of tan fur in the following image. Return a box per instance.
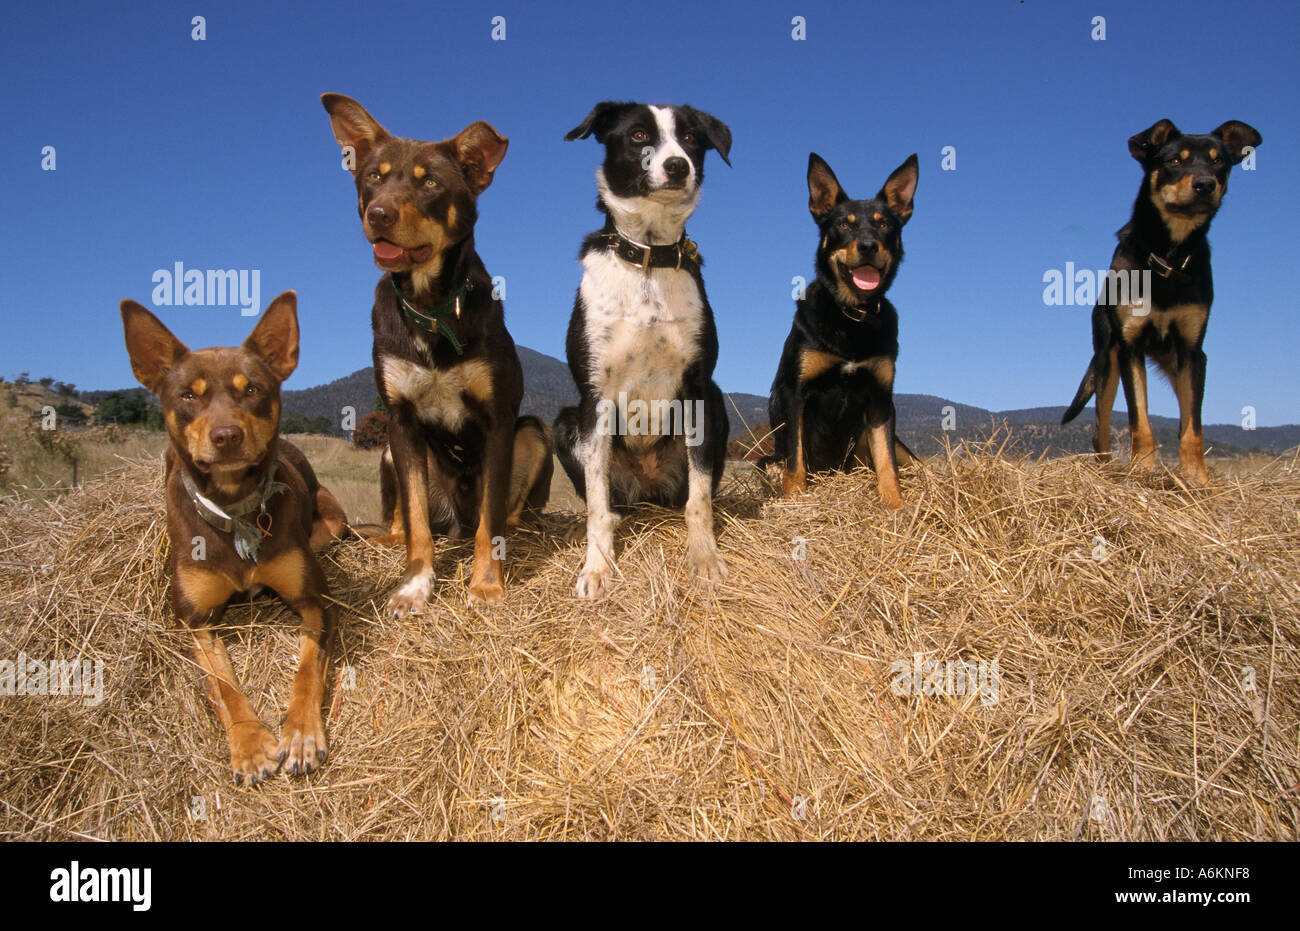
[1120,301,1208,344]
[799,348,844,383]
[1150,170,1219,242]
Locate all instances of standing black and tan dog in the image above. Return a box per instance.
[765,153,919,507]
[1061,119,1261,485]
[121,292,347,785]
[322,94,551,615]
[554,101,732,598]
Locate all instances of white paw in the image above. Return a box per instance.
[386,572,432,619]
[688,545,727,584]
[576,560,614,599]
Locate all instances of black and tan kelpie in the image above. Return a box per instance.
[764,152,920,507]
[121,292,348,785]
[1061,119,1261,485]
[321,94,552,616]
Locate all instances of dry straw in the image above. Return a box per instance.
[1,437,1296,840]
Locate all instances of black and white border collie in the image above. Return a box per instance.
[554,102,733,599]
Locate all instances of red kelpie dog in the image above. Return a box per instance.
[321,93,551,616]
[121,291,347,785]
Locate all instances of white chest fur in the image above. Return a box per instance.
[379,355,493,431]
[579,250,705,404]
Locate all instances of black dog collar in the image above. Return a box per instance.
[839,296,885,322]
[1145,250,1193,282]
[601,231,701,271]
[392,276,468,355]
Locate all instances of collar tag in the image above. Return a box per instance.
[181,459,287,562]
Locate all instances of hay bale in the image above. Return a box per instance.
[0,442,1296,840]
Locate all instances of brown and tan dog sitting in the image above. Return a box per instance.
[121,291,347,785]
[321,93,552,616]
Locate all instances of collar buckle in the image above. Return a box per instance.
[1147,251,1191,280]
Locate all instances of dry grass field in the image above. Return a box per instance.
[0,434,1296,840]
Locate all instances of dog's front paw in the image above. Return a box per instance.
[386,571,433,619]
[576,560,614,599]
[278,706,327,776]
[468,577,505,606]
[688,545,727,584]
[781,467,808,498]
[229,722,281,787]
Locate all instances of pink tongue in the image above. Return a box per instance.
[373,241,405,261]
[851,266,881,290]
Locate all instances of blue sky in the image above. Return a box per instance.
[2,0,1296,424]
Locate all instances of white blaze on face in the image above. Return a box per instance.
[648,106,692,190]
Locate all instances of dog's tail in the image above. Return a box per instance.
[1061,359,1097,425]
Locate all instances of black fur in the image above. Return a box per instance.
[764,153,919,502]
[1060,118,1261,483]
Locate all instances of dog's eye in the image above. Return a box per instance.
[1168,157,1181,167]
[245,385,259,396]
[630,129,648,144]
[1212,154,1223,165]
[838,219,852,231]
[180,391,196,402]
[682,132,696,144]
[424,176,438,189]
[366,170,381,182]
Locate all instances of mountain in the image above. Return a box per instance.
[278,347,580,433]
[62,346,1299,457]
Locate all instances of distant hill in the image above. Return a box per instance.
[278,346,581,433]
[46,347,1298,458]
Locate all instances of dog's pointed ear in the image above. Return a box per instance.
[877,153,919,226]
[807,153,847,221]
[565,101,634,143]
[121,300,189,394]
[453,121,509,194]
[321,93,390,175]
[243,291,299,382]
[1128,118,1180,162]
[1211,120,1261,164]
[684,107,732,166]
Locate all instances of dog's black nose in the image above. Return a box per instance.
[663,157,690,182]
[1193,177,1216,196]
[366,203,395,231]
[858,239,879,257]
[210,425,244,449]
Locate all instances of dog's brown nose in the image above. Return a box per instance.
[210,425,245,449]
[366,203,395,231]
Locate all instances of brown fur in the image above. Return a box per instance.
[120,292,344,785]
